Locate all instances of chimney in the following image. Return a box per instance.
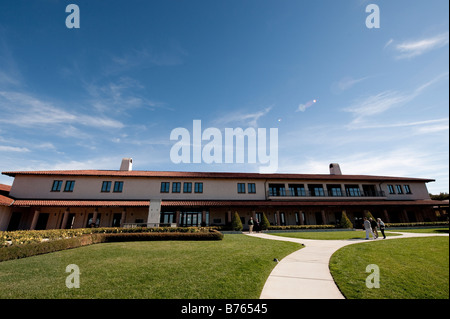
[329,163,342,175]
[120,158,133,171]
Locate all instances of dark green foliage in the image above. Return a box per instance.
[231,211,243,231]
[260,213,270,230]
[339,211,353,229]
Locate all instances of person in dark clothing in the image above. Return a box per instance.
[369,218,378,239]
[377,218,386,239]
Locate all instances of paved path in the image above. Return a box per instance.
[245,231,449,299]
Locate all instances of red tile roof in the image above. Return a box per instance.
[9,199,441,208]
[0,184,11,192]
[11,200,150,207]
[1,170,435,182]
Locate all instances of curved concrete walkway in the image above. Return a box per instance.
[246,231,449,299]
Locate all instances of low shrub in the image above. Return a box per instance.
[268,224,336,230]
[0,230,223,262]
[384,221,449,228]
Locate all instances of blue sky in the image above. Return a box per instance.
[0,0,448,193]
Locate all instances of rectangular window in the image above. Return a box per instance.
[51,180,63,192]
[237,183,246,193]
[396,185,403,194]
[387,185,395,194]
[113,181,123,192]
[345,185,361,197]
[172,182,181,193]
[160,182,170,193]
[268,184,286,196]
[64,180,75,192]
[101,181,111,192]
[288,184,306,196]
[248,183,256,193]
[327,185,343,197]
[404,185,412,194]
[183,182,192,193]
[194,182,203,193]
[309,184,325,197]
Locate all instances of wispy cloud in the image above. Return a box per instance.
[391,32,449,59]
[0,91,124,129]
[343,73,449,128]
[0,145,30,152]
[214,106,273,128]
[331,76,369,93]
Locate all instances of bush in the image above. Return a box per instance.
[384,221,449,228]
[339,211,353,229]
[260,213,271,230]
[0,230,223,262]
[268,225,335,231]
[231,212,243,231]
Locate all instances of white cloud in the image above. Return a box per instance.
[343,73,449,128]
[214,106,273,128]
[0,145,30,152]
[393,32,449,59]
[0,91,124,129]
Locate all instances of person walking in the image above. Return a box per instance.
[377,218,386,239]
[254,218,260,233]
[363,217,375,240]
[370,217,378,239]
[248,217,254,233]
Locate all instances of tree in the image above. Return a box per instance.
[430,192,449,200]
[339,211,353,229]
[364,210,375,220]
[260,213,270,230]
[231,211,243,231]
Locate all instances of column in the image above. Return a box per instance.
[120,208,126,227]
[30,209,40,230]
[175,210,180,226]
[60,208,69,229]
[383,209,390,223]
[402,209,409,223]
[227,210,231,224]
[202,210,207,226]
[321,210,327,225]
[92,208,98,227]
[299,210,305,225]
[275,210,280,225]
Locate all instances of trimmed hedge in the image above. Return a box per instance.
[384,221,449,228]
[268,225,336,231]
[0,230,223,263]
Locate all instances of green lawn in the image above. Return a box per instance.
[0,234,301,299]
[270,230,401,240]
[329,236,449,299]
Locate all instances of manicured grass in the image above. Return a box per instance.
[388,227,449,234]
[329,237,449,299]
[0,234,301,299]
[270,230,401,240]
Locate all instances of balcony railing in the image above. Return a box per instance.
[267,189,385,198]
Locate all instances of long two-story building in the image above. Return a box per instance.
[0,159,445,231]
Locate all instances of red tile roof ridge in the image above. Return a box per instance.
[1,169,435,182]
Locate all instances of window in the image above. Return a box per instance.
[387,184,395,194]
[101,181,111,192]
[51,180,63,192]
[194,182,203,193]
[404,185,412,194]
[309,184,325,197]
[183,182,192,193]
[268,184,286,196]
[396,185,403,194]
[288,184,306,196]
[345,185,361,197]
[237,183,246,193]
[248,183,256,193]
[64,180,75,192]
[160,182,170,193]
[113,181,123,192]
[172,182,181,193]
[327,185,343,197]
